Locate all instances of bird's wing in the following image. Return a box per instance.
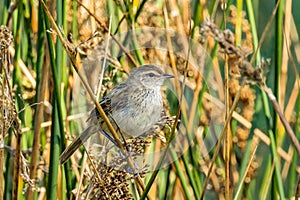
[85,96,120,145]
[86,96,112,122]
[87,82,129,122]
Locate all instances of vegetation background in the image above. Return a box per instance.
[0,0,299,199]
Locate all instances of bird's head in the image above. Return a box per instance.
[128,65,174,89]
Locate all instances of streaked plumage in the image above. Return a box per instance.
[59,65,173,164]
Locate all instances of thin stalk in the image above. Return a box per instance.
[223,2,231,196]
[296,177,300,199]
[134,0,148,22]
[274,0,284,144]
[61,0,68,86]
[12,0,24,122]
[71,0,78,39]
[96,16,112,103]
[44,7,69,199]
[223,2,231,199]
[0,0,9,24]
[290,94,300,197]
[233,136,259,200]
[162,166,172,199]
[107,0,117,34]
[26,2,46,199]
[169,149,192,200]
[47,101,60,200]
[268,128,285,199]
[235,0,243,46]
[261,159,274,200]
[191,0,202,38]
[181,153,200,199]
[12,1,24,199]
[245,0,261,62]
[55,0,71,197]
[259,86,286,199]
[4,131,13,199]
[224,54,231,200]
[263,86,300,153]
[125,1,144,65]
[105,4,119,66]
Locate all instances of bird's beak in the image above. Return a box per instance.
[163,74,175,79]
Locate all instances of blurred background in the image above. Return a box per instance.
[0,0,299,199]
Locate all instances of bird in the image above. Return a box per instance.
[59,64,174,164]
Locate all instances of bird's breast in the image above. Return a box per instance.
[111,90,163,137]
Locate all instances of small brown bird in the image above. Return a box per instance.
[59,65,174,164]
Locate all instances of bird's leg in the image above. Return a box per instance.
[117,128,129,151]
[126,161,140,178]
[117,145,140,176]
[100,130,117,145]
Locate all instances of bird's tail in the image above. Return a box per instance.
[59,126,97,164]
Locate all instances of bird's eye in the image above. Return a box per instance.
[148,73,155,77]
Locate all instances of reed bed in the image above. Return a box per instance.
[0,0,299,199]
